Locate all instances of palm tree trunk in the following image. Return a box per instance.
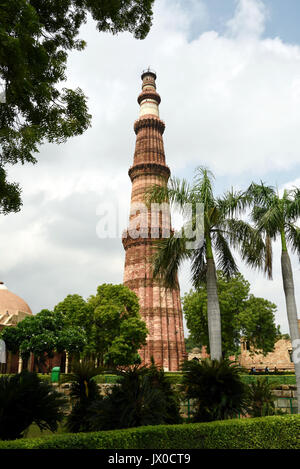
[206,258,222,361]
[281,249,300,413]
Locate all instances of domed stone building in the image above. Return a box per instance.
[0,281,33,373]
[0,282,68,374]
[0,281,32,329]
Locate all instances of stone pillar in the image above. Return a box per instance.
[18,353,22,373]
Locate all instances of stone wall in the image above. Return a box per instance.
[188,320,300,372]
[239,339,294,371]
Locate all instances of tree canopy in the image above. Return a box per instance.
[1,284,148,368]
[54,283,148,366]
[182,272,278,357]
[0,0,154,213]
[0,308,86,369]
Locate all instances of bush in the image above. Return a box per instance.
[0,371,66,440]
[93,372,183,385]
[181,359,248,422]
[87,364,182,431]
[247,378,276,417]
[65,361,102,433]
[0,416,298,449]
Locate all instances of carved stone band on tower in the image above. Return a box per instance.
[122,70,186,371]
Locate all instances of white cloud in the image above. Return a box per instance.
[227,0,267,39]
[281,177,300,194]
[1,0,300,333]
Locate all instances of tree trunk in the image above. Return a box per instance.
[206,258,222,360]
[281,250,300,413]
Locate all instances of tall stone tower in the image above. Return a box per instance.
[122,70,186,371]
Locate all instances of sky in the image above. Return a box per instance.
[1,0,300,334]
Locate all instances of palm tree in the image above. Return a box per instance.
[146,167,265,360]
[246,182,300,413]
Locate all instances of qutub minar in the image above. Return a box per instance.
[122,70,186,371]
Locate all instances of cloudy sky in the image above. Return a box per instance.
[1,0,300,334]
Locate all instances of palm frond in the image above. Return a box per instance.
[145,177,191,209]
[286,187,300,221]
[251,205,268,226]
[258,201,284,236]
[221,219,266,272]
[217,189,250,217]
[286,223,300,261]
[192,166,215,208]
[207,206,222,228]
[246,181,276,206]
[212,230,239,278]
[152,234,191,288]
[190,240,207,288]
[168,177,192,207]
[144,184,170,206]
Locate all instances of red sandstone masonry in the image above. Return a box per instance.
[122,73,186,371]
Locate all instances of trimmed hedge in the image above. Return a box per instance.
[94,374,296,386]
[1,373,296,386]
[0,416,299,449]
[93,372,184,384]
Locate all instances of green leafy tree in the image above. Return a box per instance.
[181,359,248,422]
[0,166,22,214]
[184,336,202,353]
[183,272,278,357]
[1,308,86,370]
[1,284,148,370]
[0,371,66,440]
[54,284,148,366]
[146,167,266,360]
[0,0,154,212]
[54,293,92,330]
[246,182,300,413]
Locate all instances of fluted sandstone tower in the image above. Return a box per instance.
[122,70,186,371]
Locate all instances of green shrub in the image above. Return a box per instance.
[93,372,183,385]
[3,373,295,386]
[0,416,298,449]
[247,378,276,417]
[181,359,248,422]
[87,364,182,431]
[65,361,102,433]
[0,371,66,440]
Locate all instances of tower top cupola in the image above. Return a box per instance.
[138,68,161,117]
[141,68,157,88]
